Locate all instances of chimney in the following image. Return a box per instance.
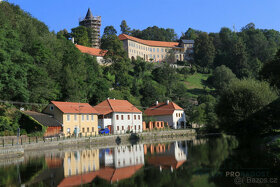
[113,98,115,100]
[156,101,158,105]
[107,97,110,100]
[166,100,169,104]
[71,37,74,44]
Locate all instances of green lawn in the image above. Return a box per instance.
[183,73,213,98]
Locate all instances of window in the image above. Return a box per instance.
[153,48,155,52]
[138,115,140,120]
[161,48,164,52]
[157,48,159,52]
[128,115,130,120]
[82,115,84,121]
[139,125,140,130]
[157,55,159,58]
[135,126,136,130]
[91,115,94,121]
[134,115,136,120]
[121,115,124,120]
[50,106,54,111]
[87,127,89,132]
[87,114,89,121]
[117,126,119,131]
[122,126,124,130]
[116,115,119,120]
[92,127,94,132]
[82,128,85,133]
[74,114,77,121]
[176,113,178,117]
[67,114,70,121]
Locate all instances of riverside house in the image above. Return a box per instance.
[43,101,99,137]
[93,99,143,134]
[144,100,186,129]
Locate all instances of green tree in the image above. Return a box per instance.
[193,32,216,69]
[216,79,278,133]
[71,26,91,46]
[101,26,127,62]
[260,49,280,89]
[120,20,131,35]
[131,26,177,41]
[207,65,237,92]
[181,28,201,40]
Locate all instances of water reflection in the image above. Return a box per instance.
[145,141,188,171]
[2,136,259,187]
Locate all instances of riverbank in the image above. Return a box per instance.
[0,129,196,159]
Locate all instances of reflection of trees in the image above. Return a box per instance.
[0,157,46,186]
[210,138,280,186]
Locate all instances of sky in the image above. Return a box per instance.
[4,0,280,37]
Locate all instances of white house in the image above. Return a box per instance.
[94,99,143,134]
[144,100,186,129]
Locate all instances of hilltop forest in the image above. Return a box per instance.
[0,2,279,136]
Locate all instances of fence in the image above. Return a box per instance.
[0,132,112,148]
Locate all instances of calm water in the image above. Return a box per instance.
[0,136,279,187]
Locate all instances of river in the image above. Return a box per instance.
[0,135,279,186]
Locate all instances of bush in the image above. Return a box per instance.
[216,79,278,134]
[18,112,46,136]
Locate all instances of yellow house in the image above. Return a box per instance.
[63,149,100,177]
[43,101,99,136]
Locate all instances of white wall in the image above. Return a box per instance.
[112,112,142,134]
[114,144,144,168]
[98,118,112,129]
[150,110,186,129]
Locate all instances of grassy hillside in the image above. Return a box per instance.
[183,73,212,97]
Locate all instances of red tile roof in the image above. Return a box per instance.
[75,44,107,57]
[58,165,144,186]
[119,34,179,48]
[148,155,186,169]
[51,101,98,114]
[144,102,183,116]
[94,99,142,115]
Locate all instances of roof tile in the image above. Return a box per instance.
[144,102,183,116]
[75,44,107,57]
[51,101,98,114]
[119,34,179,48]
[94,99,142,115]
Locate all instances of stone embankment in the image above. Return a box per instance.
[0,129,196,159]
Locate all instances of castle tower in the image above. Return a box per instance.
[79,8,101,48]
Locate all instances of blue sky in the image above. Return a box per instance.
[5,0,280,37]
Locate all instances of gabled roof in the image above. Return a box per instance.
[22,111,62,127]
[119,34,179,48]
[51,101,98,114]
[75,44,107,57]
[144,102,183,116]
[94,99,142,115]
[181,39,195,44]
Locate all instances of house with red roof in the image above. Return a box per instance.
[119,34,194,62]
[43,101,99,136]
[75,44,108,65]
[144,100,186,129]
[93,98,143,134]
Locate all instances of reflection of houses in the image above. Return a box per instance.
[145,141,188,171]
[94,99,143,134]
[144,100,186,129]
[43,101,99,137]
[58,145,144,186]
[63,149,100,177]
